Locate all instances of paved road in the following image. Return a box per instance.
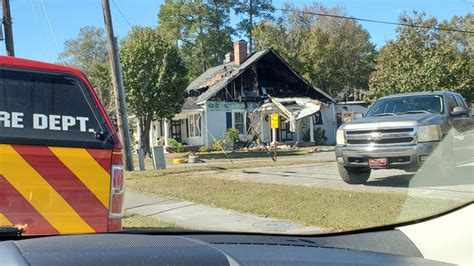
[195,161,474,201]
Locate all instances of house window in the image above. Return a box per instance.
[234,112,245,134]
[313,112,323,125]
[188,114,201,137]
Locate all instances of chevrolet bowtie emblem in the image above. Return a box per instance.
[368,132,383,141]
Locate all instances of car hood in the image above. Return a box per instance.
[341,114,446,131]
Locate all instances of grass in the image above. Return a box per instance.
[126,172,461,232]
[122,212,183,230]
[132,146,335,169]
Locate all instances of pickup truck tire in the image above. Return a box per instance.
[338,165,371,184]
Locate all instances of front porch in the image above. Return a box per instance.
[148,110,206,151]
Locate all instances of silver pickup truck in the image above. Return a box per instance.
[335,91,473,184]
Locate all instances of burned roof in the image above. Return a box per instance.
[186,49,334,104]
[181,96,203,112]
[186,61,235,92]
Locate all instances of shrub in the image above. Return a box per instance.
[198,146,210,153]
[168,138,180,147]
[303,128,327,145]
[212,138,228,151]
[175,143,185,153]
[226,128,240,142]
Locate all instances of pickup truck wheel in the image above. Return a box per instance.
[338,164,371,184]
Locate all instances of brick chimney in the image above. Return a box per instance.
[225,52,234,63]
[233,40,247,66]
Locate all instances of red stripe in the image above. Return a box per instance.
[13,145,108,232]
[86,148,112,174]
[0,175,59,235]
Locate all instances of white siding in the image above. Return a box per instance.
[205,110,228,146]
[317,103,336,145]
[336,104,368,115]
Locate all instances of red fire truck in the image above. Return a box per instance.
[0,56,124,235]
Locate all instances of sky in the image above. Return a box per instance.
[0,0,472,63]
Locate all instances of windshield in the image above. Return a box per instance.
[0,0,472,240]
[366,95,444,117]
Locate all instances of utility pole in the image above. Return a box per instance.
[101,0,134,171]
[249,0,253,53]
[2,0,14,56]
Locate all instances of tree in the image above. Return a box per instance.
[233,0,275,52]
[369,12,473,102]
[253,3,375,97]
[60,26,115,115]
[120,27,188,155]
[157,0,233,80]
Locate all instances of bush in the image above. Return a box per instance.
[303,128,327,145]
[168,138,180,147]
[226,128,240,142]
[212,138,228,151]
[163,138,186,153]
[175,143,185,153]
[198,146,210,153]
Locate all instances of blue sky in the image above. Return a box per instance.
[1,0,472,63]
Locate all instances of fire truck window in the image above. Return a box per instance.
[0,69,112,148]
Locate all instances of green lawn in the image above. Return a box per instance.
[126,171,460,232]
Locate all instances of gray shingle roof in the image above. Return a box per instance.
[186,62,235,92]
[181,97,203,111]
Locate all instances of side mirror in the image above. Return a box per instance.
[450,106,469,117]
[353,113,363,119]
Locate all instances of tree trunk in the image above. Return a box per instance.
[139,117,152,157]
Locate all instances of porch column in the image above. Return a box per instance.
[309,117,315,143]
[149,121,155,147]
[136,119,141,149]
[163,118,170,149]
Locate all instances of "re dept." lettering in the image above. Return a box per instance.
[0,111,93,132]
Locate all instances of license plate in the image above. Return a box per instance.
[369,158,387,167]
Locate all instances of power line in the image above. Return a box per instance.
[111,0,133,28]
[275,8,474,35]
[39,0,65,64]
[30,0,49,56]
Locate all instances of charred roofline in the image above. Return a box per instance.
[195,49,334,104]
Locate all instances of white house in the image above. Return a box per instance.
[149,41,337,150]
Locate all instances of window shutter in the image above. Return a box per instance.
[246,113,250,133]
[226,112,232,129]
[185,118,189,138]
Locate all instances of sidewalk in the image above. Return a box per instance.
[124,190,322,234]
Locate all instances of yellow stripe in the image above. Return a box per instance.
[0,145,94,234]
[50,147,110,207]
[0,213,12,226]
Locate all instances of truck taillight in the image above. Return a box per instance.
[112,166,124,191]
[109,165,124,219]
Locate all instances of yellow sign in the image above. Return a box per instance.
[270,113,279,129]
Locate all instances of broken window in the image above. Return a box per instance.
[313,112,323,125]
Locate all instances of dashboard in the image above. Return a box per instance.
[0,229,449,265]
